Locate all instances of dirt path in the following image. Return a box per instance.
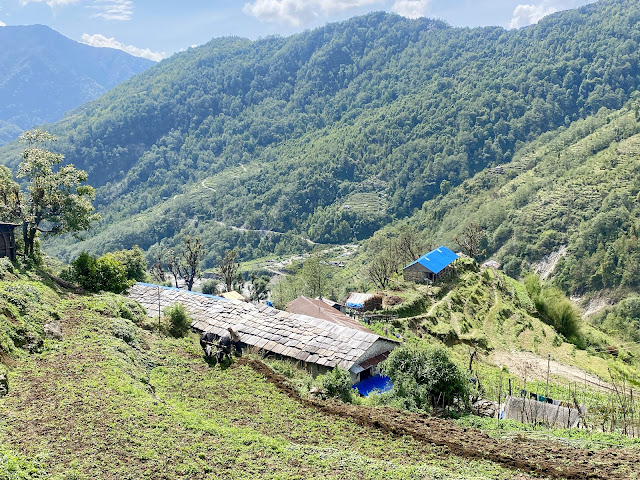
[490,350,610,392]
[239,358,638,480]
[214,220,317,245]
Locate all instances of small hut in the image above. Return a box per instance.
[403,246,458,283]
[0,223,18,262]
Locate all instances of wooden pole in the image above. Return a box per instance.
[497,369,503,427]
[546,354,550,399]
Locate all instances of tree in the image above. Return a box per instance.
[0,129,97,257]
[367,250,397,290]
[217,249,239,292]
[65,251,133,293]
[392,227,427,267]
[177,237,205,291]
[301,257,327,298]
[250,274,270,301]
[454,223,486,259]
[381,343,469,412]
[112,246,147,282]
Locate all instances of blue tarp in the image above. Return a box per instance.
[404,246,458,275]
[353,375,392,396]
[345,302,363,308]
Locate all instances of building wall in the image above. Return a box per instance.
[350,339,398,382]
[402,264,430,283]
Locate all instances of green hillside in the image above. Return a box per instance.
[0,274,556,480]
[359,99,640,313]
[3,0,640,265]
[2,269,640,479]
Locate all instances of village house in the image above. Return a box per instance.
[402,245,459,283]
[129,284,398,384]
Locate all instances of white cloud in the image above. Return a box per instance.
[19,0,82,6]
[391,0,431,19]
[509,3,556,28]
[90,0,134,21]
[242,0,382,27]
[508,1,594,29]
[0,20,5,27]
[81,33,166,61]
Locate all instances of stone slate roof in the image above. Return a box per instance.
[128,283,396,370]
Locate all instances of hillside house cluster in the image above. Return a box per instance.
[129,284,398,383]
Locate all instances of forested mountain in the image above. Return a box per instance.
[2,0,640,266]
[0,25,153,145]
[363,100,640,302]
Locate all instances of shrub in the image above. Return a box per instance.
[201,280,218,295]
[164,303,190,337]
[112,246,148,282]
[65,252,133,293]
[525,274,583,346]
[111,318,137,345]
[381,342,469,412]
[318,367,354,403]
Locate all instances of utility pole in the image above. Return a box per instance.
[157,285,161,331]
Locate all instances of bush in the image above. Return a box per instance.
[64,252,133,293]
[111,318,137,345]
[525,274,583,346]
[201,280,218,295]
[112,246,148,282]
[381,342,469,412]
[318,367,354,403]
[164,303,190,337]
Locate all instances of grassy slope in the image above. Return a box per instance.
[368,260,640,404]
[0,281,536,480]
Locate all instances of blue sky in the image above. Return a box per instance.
[0,0,596,61]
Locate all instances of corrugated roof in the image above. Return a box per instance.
[129,284,397,370]
[344,292,375,308]
[404,245,459,274]
[286,296,371,332]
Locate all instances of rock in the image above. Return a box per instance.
[44,320,63,341]
[0,374,8,397]
[472,398,499,418]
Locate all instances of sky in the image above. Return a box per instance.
[0,0,597,62]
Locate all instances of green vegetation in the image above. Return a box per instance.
[62,250,135,293]
[356,98,640,307]
[592,296,640,342]
[0,276,537,479]
[380,342,469,412]
[317,367,355,403]
[163,302,190,338]
[4,0,640,269]
[525,274,583,346]
[0,129,97,258]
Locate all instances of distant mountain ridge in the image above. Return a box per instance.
[0,24,154,145]
[2,0,640,268]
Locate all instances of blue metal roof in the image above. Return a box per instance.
[404,246,459,274]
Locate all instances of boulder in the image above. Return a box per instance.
[44,320,63,341]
